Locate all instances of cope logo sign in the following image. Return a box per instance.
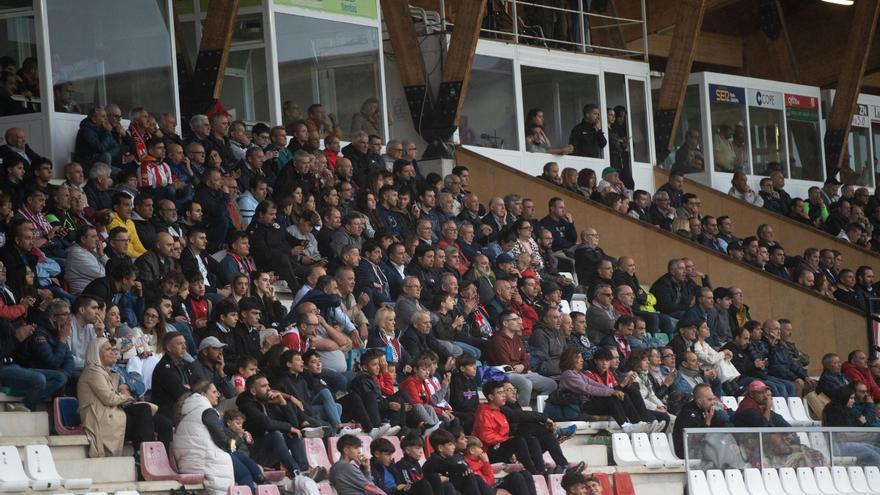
[754,91,775,107]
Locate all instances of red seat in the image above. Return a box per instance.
[548,474,564,495]
[229,486,253,495]
[53,397,83,435]
[256,485,280,495]
[543,452,556,470]
[318,481,334,495]
[139,441,205,485]
[305,438,332,470]
[263,470,284,482]
[592,473,613,495]
[612,472,635,495]
[533,474,550,495]
[384,436,403,462]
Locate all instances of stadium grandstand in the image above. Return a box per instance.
[0,0,879,494]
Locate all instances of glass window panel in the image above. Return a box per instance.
[708,86,748,173]
[762,431,829,469]
[844,125,872,187]
[828,430,880,467]
[521,66,600,157]
[0,0,31,11]
[605,72,629,171]
[275,13,382,139]
[668,85,705,174]
[786,96,823,181]
[231,13,264,43]
[47,0,175,116]
[459,55,517,150]
[627,79,650,163]
[749,105,786,176]
[0,15,39,116]
[872,122,880,187]
[220,48,269,123]
[683,430,757,471]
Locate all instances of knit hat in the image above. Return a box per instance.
[601,167,619,179]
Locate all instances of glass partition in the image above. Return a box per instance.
[628,79,650,164]
[521,65,600,157]
[748,89,786,176]
[459,55,518,150]
[785,93,823,181]
[844,107,872,187]
[708,84,748,173]
[0,15,39,116]
[275,13,382,139]
[47,0,176,116]
[873,121,880,187]
[668,84,705,174]
[220,48,270,123]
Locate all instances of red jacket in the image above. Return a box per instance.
[509,300,538,337]
[377,371,395,396]
[472,403,510,448]
[842,361,880,400]
[465,455,494,486]
[399,376,446,414]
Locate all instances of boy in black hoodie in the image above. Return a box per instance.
[448,354,479,433]
[397,433,429,487]
[371,437,433,495]
[423,429,491,495]
[343,348,407,438]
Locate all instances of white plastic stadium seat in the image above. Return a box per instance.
[721,396,739,411]
[724,469,750,495]
[706,470,732,495]
[559,300,571,314]
[629,433,663,468]
[23,444,91,490]
[831,466,856,493]
[611,433,642,467]
[845,466,878,495]
[744,468,770,495]
[649,432,685,468]
[571,301,588,313]
[761,469,788,495]
[787,397,819,426]
[813,467,838,495]
[865,466,880,493]
[794,467,822,495]
[771,397,798,426]
[536,395,547,413]
[777,468,805,495]
[0,446,30,492]
[688,471,711,495]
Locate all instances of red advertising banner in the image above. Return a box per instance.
[784,93,819,110]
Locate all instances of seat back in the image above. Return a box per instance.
[688,470,710,495]
[547,474,564,495]
[865,466,880,493]
[305,438,332,470]
[611,433,640,466]
[384,436,403,462]
[612,472,635,495]
[256,485,280,495]
[813,467,837,494]
[571,300,588,313]
[794,467,822,495]
[0,445,30,491]
[830,466,855,493]
[761,469,786,495]
[592,473,613,495]
[649,432,680,462]
[630,433,662,466]
[744,468,769,495]
[720,396,739,411]
[847,466,873,494]
[23,444,63,482]
[777,468,805,495]
[786,397,811,424]
[533,472,550,495]
[318,482,334,495]
[706,470,732,495]
[771,397,796,425]
[228,486,254,495]
[724,469,750,495]
[559,300,572,314]
[139,442,178,481]
[53,397,83,435]
[536,395,548,413]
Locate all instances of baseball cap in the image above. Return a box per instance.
[496,253,515,265]
[198,336,228,352]
[747,380,769,393]
[602,166,619,179]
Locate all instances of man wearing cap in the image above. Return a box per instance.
[597,167,631,200]
[191,336,235,399]
[568,103,607,158]
[731,380,789,428]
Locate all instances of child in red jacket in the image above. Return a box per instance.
[464,436,532,495]
[399,354,456,433]
[472,380,543,475]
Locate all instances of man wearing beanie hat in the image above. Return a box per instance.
[568,103,607,158]
[597,167,631,200]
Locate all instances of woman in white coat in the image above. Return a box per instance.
[172,382,234,495]
[692,320,741,392]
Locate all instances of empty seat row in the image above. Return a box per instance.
[612,432,691,469]
[0,444,91,492]
[719,396,819,426]
[229,485,281,495]
[688,466,880,495]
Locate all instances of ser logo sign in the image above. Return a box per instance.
[709,84,744,105]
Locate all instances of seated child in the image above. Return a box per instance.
[185,273,212,334]
[449,354,479,433]
[329,434,385,495]
[371,437,433,495]
[464,436,532,495]
[423,429,489,495]
[344,348,406,438]
[223,408,268,491]
[233,356,259,395]
[472,380,542,475]
[399,354,456,435]
[396,433,427,486]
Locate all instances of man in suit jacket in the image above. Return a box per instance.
[0,127,41,171]
[381,241,407,299]
[179,227,224,294]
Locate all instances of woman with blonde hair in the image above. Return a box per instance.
[367,305,408,366]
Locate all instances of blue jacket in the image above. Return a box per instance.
[766,339,806,381]
[74,118,121,167]
[371,459,405,495]
[817,371,849,397]
[23,327,74,376]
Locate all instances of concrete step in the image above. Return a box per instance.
[0,434,91,460]
[55,455,136,483]
[0,411,50,436]
[560,442,608,467]
[23,479,204,494]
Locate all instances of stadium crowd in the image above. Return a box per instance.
[0,91,878,495]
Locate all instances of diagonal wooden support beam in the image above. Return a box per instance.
[184,0,239,120]
[653,0,708,161]
[824,0,880,181]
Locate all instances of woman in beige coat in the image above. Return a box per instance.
[77,338,170,457]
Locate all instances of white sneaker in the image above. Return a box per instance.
[303,427,326,438]
[621,422,635,434]
[339,426,362,436]
[385,425,401,437]
[652,420,667,433]
[369,424,391,439]
[5,403,30,412]
[634,421,650,433]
